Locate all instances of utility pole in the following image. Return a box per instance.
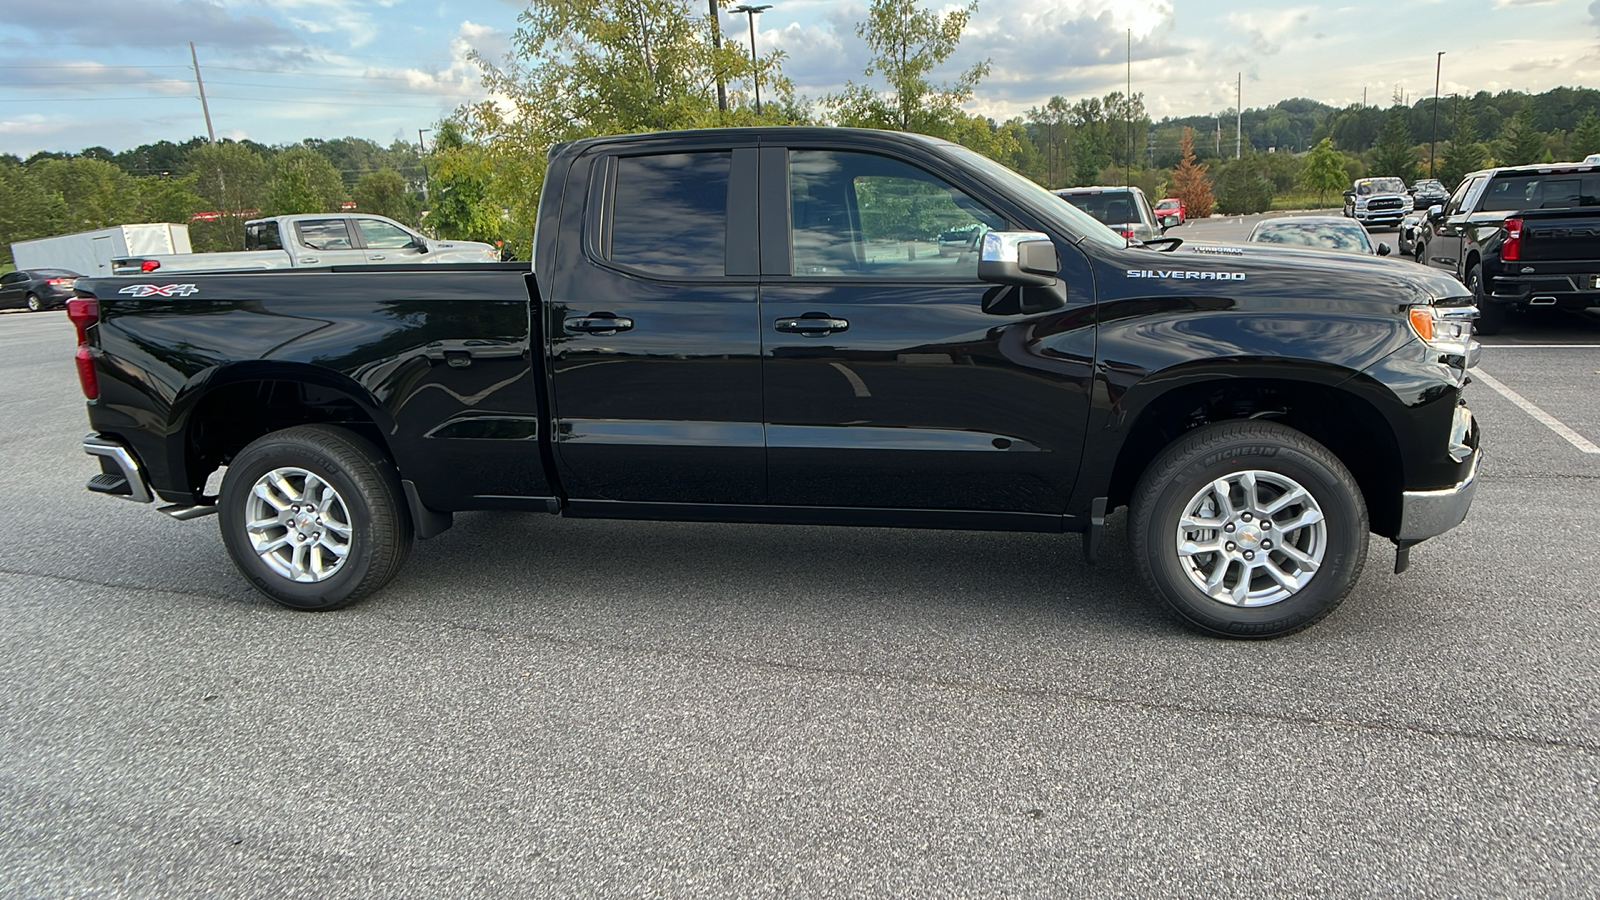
[190,42,215,143]
[418,128,431,203]
[1429,51,1445,179]
[1235,72,1242,158]
[1362,87,1367,108]
[709,0,727,113]
[734,5,771,117]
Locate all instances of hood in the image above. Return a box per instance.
[1119,239,1471,306]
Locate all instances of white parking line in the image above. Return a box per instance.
[1482,344,1600,349]
[1474,368,1600,455]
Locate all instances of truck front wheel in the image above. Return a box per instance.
[1128,421,1369,638]
[218,425,413,611]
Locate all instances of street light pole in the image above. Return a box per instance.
[709,0,727,113]
[1429,51,1445,179]
[734,4,771,117]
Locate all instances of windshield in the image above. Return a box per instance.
[934,143,1126,249]
[1357,178,1406,195]
[1250,220,1372,253]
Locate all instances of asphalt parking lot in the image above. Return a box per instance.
[2,303,1597,897]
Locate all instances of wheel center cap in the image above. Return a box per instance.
[1235,524,1263,549]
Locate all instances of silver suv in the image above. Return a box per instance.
[1051,186,1169,242]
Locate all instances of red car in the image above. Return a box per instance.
[1154,197,1186,225]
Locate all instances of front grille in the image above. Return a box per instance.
[1368,198,1403,211]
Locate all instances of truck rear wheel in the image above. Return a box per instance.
[218,425,412,611]
[1128,421,1369,638]
[1466,265,1506,335]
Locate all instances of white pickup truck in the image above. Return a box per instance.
[112,213,499,274]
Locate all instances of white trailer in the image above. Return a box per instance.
[10,224,192,277]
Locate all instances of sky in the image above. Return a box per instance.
[1,0,1597,158]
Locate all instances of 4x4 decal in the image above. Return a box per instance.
[118,284,200,298]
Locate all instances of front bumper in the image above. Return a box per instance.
[1396,442,1479,542]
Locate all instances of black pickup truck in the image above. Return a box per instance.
[1418,161,1600,333]
[69,127,1481,638]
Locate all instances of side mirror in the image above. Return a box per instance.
[1427,204,1444,222]
[1342,190,1355,199]
[1377,242,1392,256]
[411,236,431,253]
[978,232,1058,287]
[1158,214,1179,230]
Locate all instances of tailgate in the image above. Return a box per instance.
[1520,211,1600,263]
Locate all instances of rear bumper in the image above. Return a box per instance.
[1487,272,1600,310]
[83,434,153,503]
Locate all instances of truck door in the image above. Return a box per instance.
[1425,174,1484,271]
[354,217,424,262]
[546,143,765,505]
[758,146,1096,518]
[290,218,370,266]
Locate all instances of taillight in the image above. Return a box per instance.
[1501,217,1523,261]
[140,259,161,272]
[66,296,99,400]
[1117,227,1136,240]
[47,277,74,286]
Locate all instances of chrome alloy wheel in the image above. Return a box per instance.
[1174,470,1327,608]
[244,467,353,583]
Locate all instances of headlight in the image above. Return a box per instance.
[1408,305,1478,370]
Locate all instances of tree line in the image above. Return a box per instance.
[6,0,1600,267]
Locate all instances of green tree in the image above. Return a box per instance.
[30,157,138,231]
[0,165,69,266]
[1167,127,1213,218]
[133,175,204,224]
[352,168,420,226]
[1371,105,1417,183]
[425,121,504,243]
[1496,104,1545,166]
[1298,137,1348,206]
[1570,110,1600,159]
[1439,100,1486,190]
[266,147,346,215]
[182,141,270,251]
[1213,156,1274,215]
[826,0,994,149]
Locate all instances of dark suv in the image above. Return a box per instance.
[0,268,81,312]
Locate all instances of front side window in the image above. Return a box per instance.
[296,219,354,251]
[607,151,729,277]
[1444,176,1481,216]
[789,150,1003,278]
[357,218,416,249]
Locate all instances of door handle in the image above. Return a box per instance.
[775,314,849,337]
[369,254,386,260]
[565,312,635,336]
[302,257,319,264]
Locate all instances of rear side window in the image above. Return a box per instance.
[296,219,354,250]
[608,152,729,277]
[1480,174,1600,211]
[245,221,283,251]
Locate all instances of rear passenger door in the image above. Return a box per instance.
[546,141,765,505]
